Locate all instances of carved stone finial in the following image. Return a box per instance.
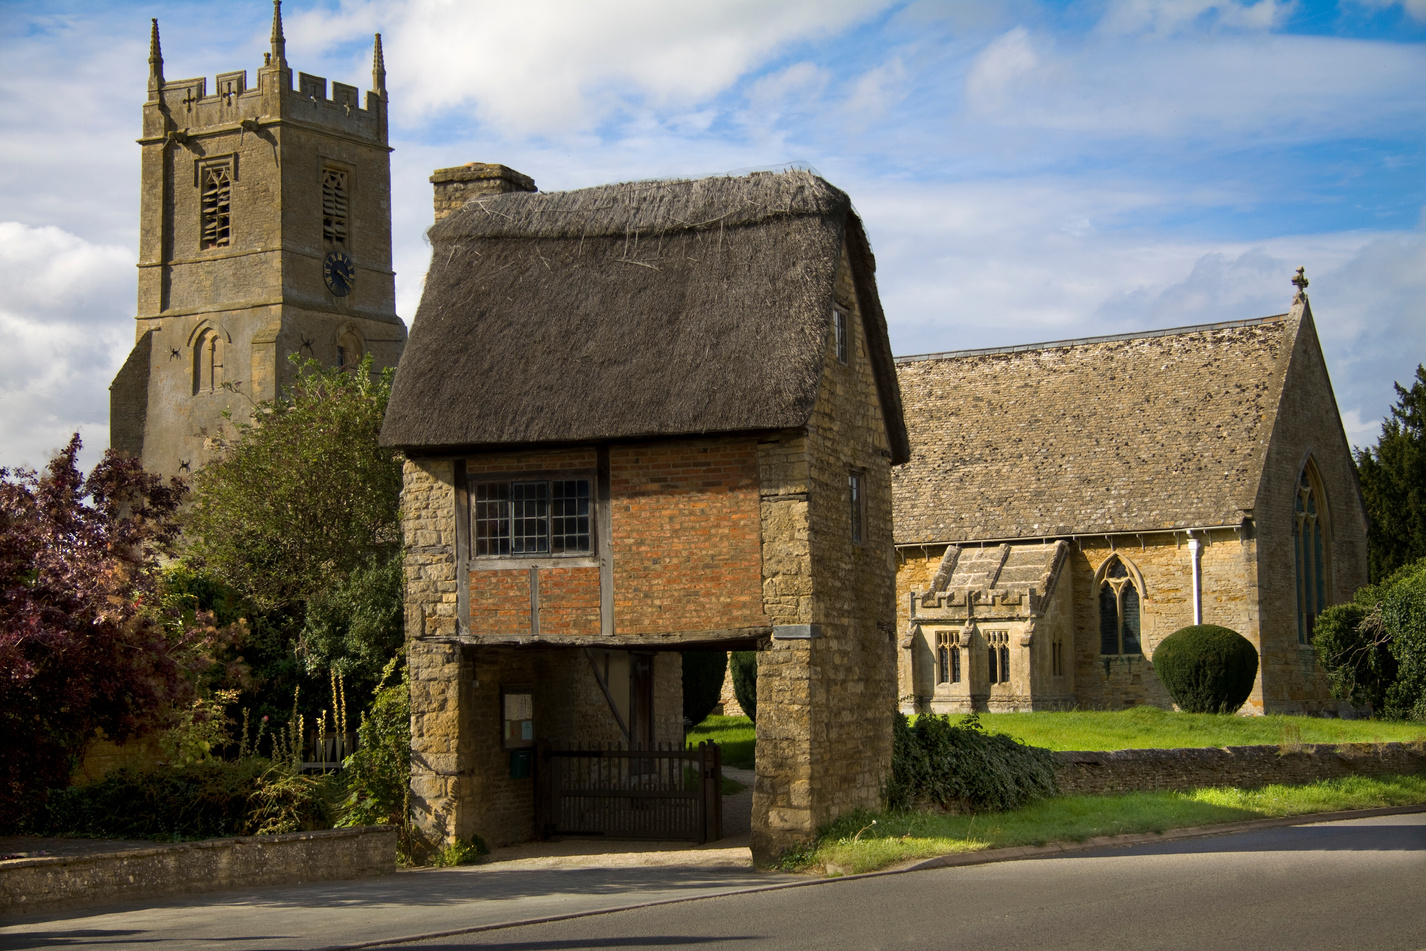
[148,19,164,93]
[372,33,386,95]
[270,0,287,68]
[1292,266,1309,303]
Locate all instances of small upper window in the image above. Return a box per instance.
[474,478,591,557]
[849,470,865,546]
[200,163,232,249]
[322,167,349,247]
[834,307,849,364]
[1294,462,1329,644]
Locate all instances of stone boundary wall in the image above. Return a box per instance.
[1055,742,1426,796]
[1,826,396,918]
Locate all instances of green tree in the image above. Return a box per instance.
[1356,365,1426,581]
[184,356,404,717]
[1315,557,1426,720]
[187,356,402,612]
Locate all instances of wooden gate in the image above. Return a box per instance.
[536,741,723,843]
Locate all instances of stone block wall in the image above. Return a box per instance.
[1055,742,1426,796]
[752,248,898,862]
[1252,307,1368,713]
[1,827,395,918]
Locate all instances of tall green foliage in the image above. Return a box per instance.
[1356,365,1426,582]
[184,356,404,719]
[338,660,413,854]
[186,355,402,613]
[1315,557,1426,720]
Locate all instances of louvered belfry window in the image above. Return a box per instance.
[200,164,232,249]
[322,167,349,247]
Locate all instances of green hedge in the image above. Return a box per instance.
[886,713,1058,813]
[681,650,728,725]
[731,651,758,723]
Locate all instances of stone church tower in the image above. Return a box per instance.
[111,2,406,478]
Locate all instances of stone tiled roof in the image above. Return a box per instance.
[893,314,1299,544]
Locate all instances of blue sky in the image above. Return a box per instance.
[1,0,1423,472]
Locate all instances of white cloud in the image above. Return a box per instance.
[961,28,1426,141]
[1098,0,1289,36]
[965,27,1041,113]
[296,0,892,136]
[0,223,131,471]
[1349,0,1426,22]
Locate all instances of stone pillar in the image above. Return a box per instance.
[430,163,536,222]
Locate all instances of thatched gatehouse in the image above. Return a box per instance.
[380,165,909,861]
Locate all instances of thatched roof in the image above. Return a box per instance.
[381,170,909,462]
[893,312,1302,544]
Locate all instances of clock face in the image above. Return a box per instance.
[323,250,355,297]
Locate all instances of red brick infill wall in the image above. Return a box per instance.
[1055,742,1426,796]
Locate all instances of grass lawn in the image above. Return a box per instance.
[689,709,1425,764]
[687,715,755,769]
[792,774,1426,876]
[975,706,1426,751]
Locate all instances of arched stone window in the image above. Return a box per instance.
[1097,554,1143,656]
[191,326,223,395]
[336,329,364,370]
[935,630,960,684]
[1294,460,1330,644]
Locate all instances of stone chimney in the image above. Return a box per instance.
[430,164,537,222]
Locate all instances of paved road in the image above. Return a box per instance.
[402,813,1426,951]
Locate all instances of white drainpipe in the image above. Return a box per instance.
[1188,533,1203,625]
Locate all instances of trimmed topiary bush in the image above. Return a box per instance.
[681,650,728,725]
[1153,624,1259,714]
[730,651,758,723]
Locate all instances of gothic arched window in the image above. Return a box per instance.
[192,328,222,395]
[1294,462,1330,644]
[1098,556,1142,656]
[336,329,363,370]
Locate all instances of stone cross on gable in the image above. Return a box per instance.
[1292,266,1309,303]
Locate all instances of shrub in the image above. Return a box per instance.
[730,651,758,723]
[885,713,1058,813]
[338,659,412,852]
[1154,624,1258,714]
[681,651,728,725]
[26,759,334,840]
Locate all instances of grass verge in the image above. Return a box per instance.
[786,774,1426,877]
[688,715,756,769]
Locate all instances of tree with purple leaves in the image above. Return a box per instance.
[0,436,209,824]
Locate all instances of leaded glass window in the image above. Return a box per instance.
[834,307,849,364]
[936,631,960,684]
[1294,465,1329,644]
[1098,556,1143,655]
[473,478,591,557]
[849,471,864,546]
